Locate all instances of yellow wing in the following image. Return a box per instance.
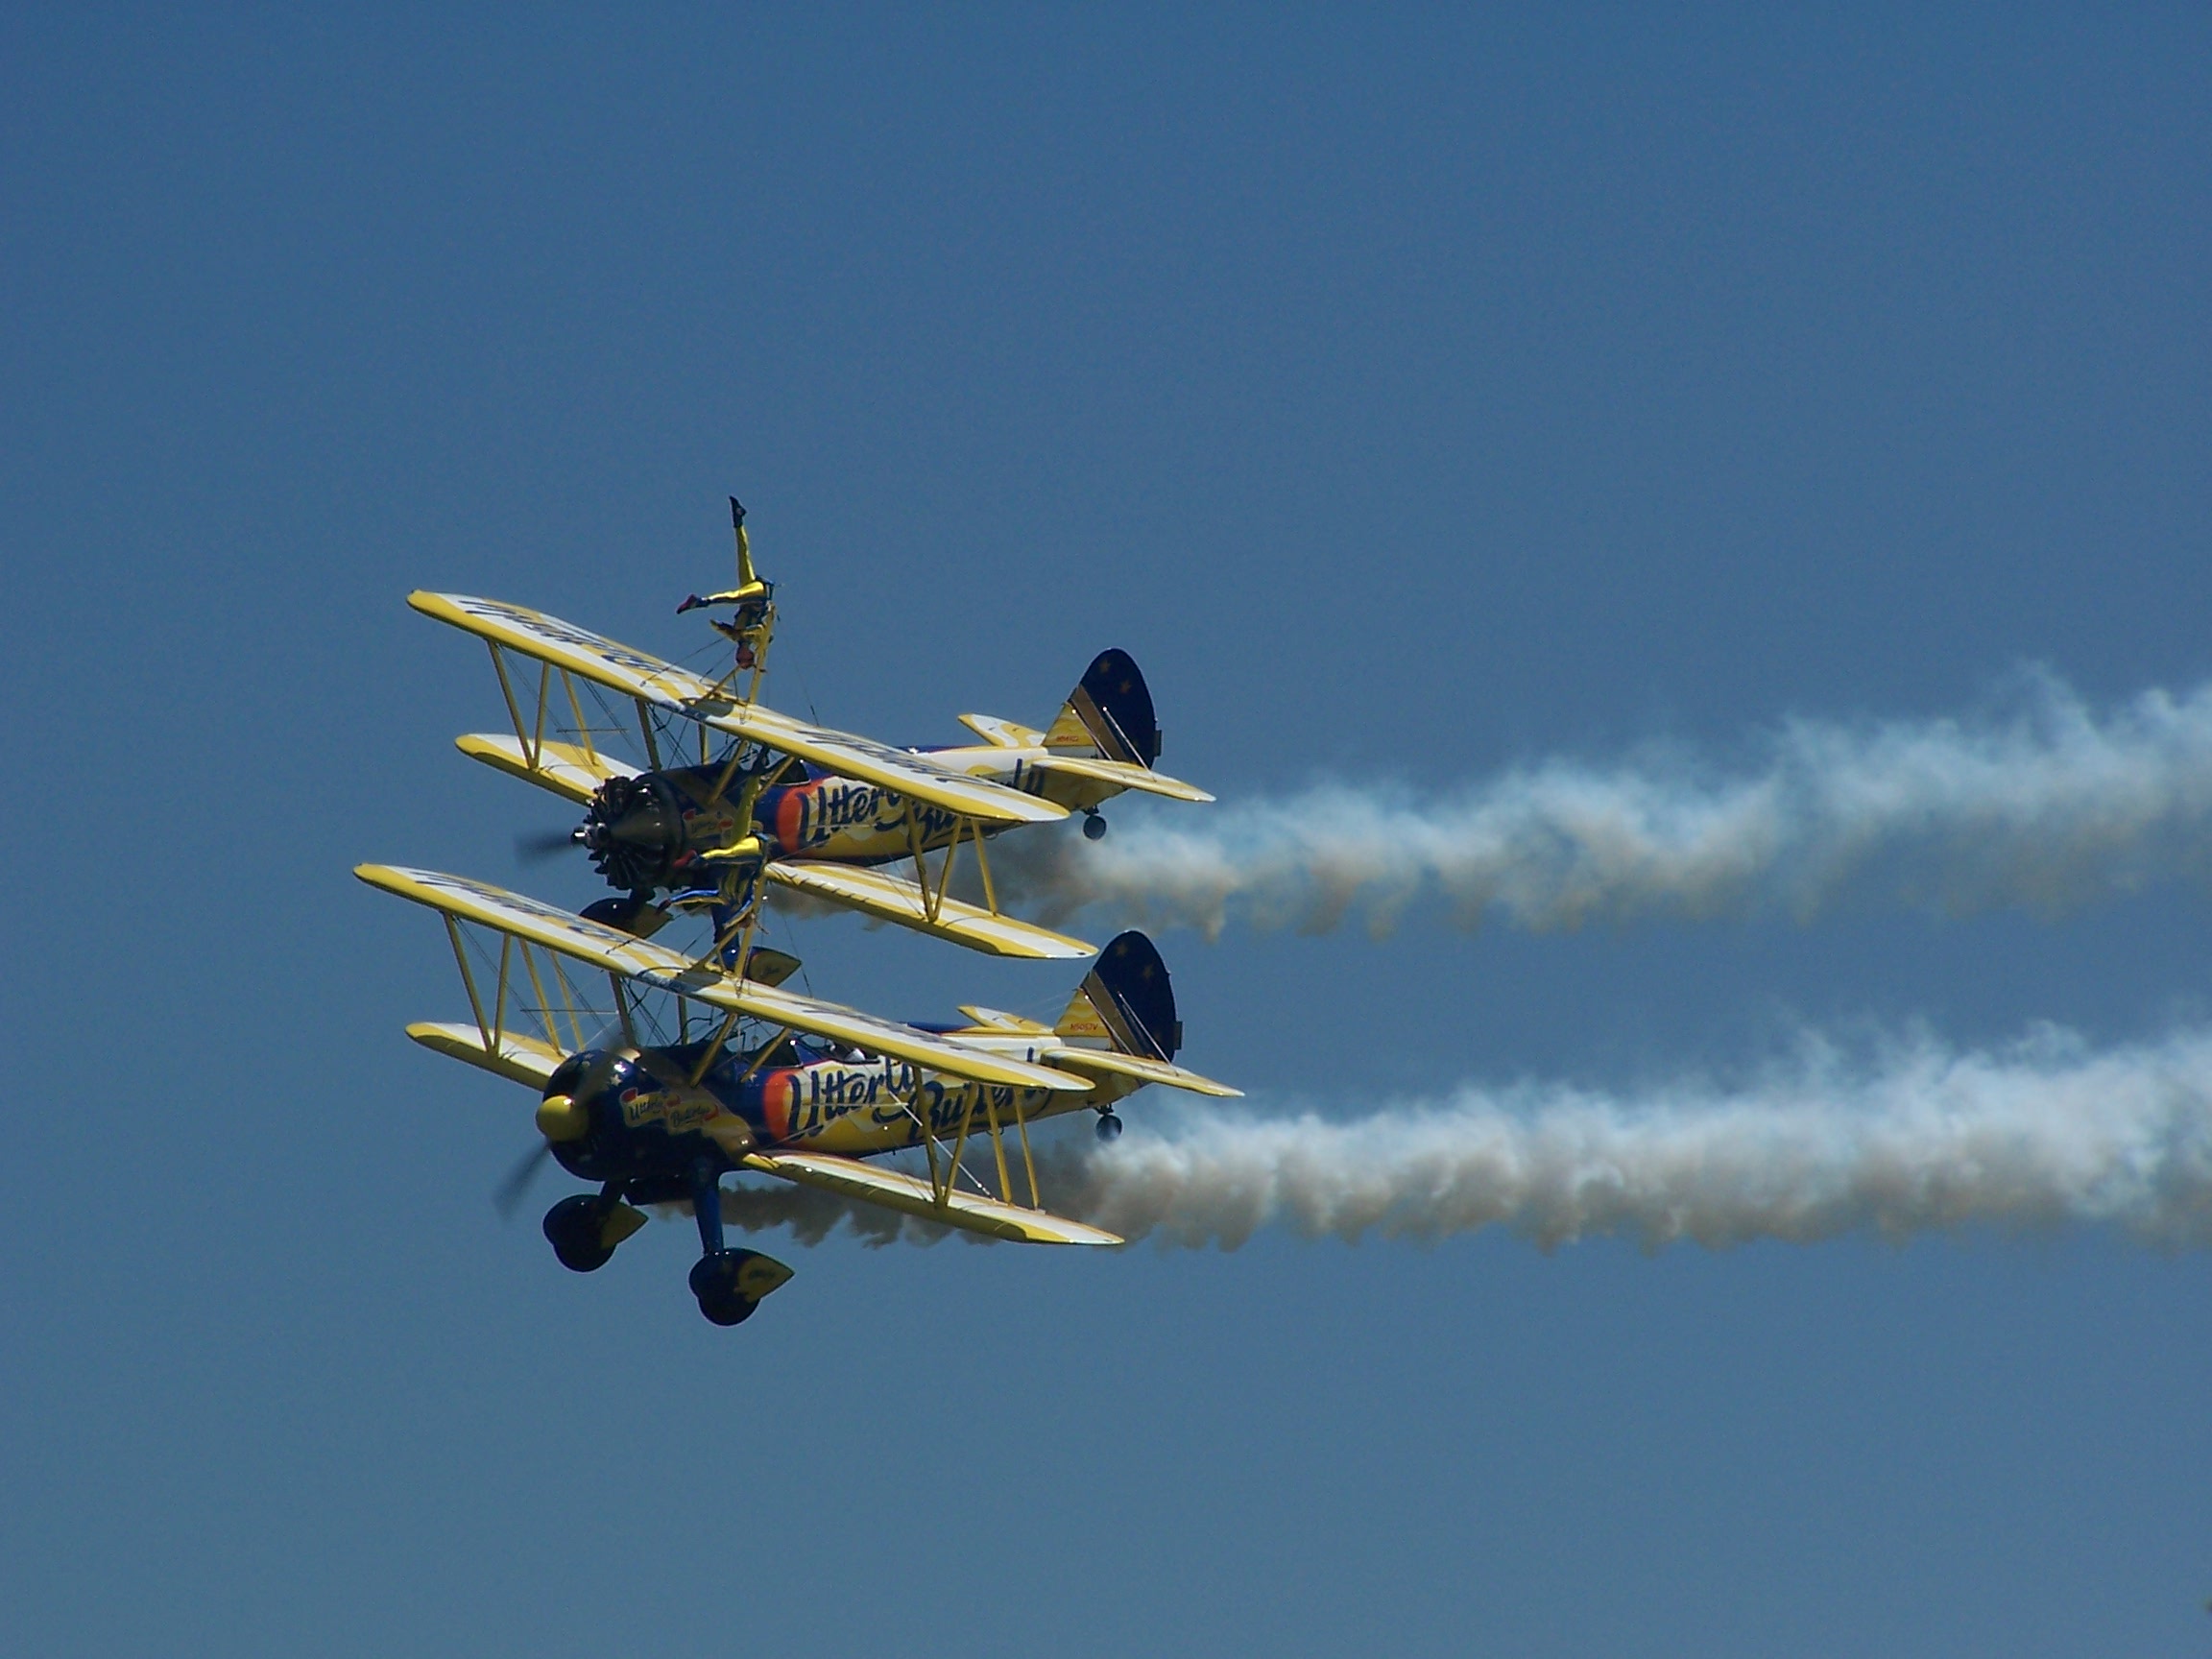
[356,863,1090,1094]
[740,1150,1121,1245]
[1039,1045,1243,1097]
[455,733,636,806]
[699,699,1065,825]
[763,860,1096,960]
[405,1022,568,1089]
[411,592,1065,828]
[1027,753,1215,803]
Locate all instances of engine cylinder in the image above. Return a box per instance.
[579,774,686,891]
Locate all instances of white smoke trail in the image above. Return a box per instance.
[1066,1023,2212,1251]
[717,1022,2212,1252]
[992,673,2212,936]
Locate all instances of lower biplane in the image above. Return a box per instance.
[357,863,1237,1325]
[412,501,1211,963]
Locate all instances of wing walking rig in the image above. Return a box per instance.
[366,498,1230,1326]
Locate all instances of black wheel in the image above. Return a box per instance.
[698,1292,757,1327]
[542,1194,614,1273]
[689,1252,758,1326]
[1095,1110,1123,1142]
[1083,810,1108,841]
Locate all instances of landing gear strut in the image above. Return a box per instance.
[1082,808,1108,841]
[683,1159,797,1325]
[686,1160,754,1325]
[1095,1109,1123,1142]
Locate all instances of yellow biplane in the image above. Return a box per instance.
[358,862,1237,1324]
[414,500,1212,966]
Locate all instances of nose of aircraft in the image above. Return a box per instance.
[535,1093,590,1142]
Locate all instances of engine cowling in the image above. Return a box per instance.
[578,774,687,892]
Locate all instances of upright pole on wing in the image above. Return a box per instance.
[677,495,778,706]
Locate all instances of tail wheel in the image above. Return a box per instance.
[1095,1110,1123,1142]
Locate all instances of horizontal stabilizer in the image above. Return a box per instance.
[741,1150,1121,1245]
[956,1004,1054,1034]
[1029,753,1214,804]
[765,861,1096,960]
[457,733,637,805]
[406,1022,567,1089]
[957,712,1046,749]
[1041,1045,1242,1098]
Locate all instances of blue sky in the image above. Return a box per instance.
[4,8,2208,1655]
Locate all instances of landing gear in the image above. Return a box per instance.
[1083,808,1108,841]
[689,1253,758,1326]
[684,1158,796,1326]
[1095,1109,1123,1142]
[579,891,671,940]
[542,1186,648,1273]
[543,1194,615,1273]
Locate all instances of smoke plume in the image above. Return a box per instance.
[993,674,2212,937]
[722,1022,2212,1252]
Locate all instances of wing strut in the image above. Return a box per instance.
[1011,1090,1041,1208]
[445,913,492,1048]
[902,803,995,927]
[687,1009,743,1085]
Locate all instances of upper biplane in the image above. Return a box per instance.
[413,499,1212,965]
[357,861,1238,1324]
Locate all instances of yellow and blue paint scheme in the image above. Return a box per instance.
[421,582,1212,958]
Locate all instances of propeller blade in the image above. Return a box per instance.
[493,1142,553,1219]
[515,828,580,863]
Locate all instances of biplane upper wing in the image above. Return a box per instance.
[1039,1046,1243,1098]
[411,592,1065,827]
[764,860,1096,960]
[704,699,1067,825]
[739,1150,1121,1245]
[356,863,1089,1094]
[1025,752,1215,804]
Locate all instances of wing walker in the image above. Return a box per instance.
[362,500,1232,1325]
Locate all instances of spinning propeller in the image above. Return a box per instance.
[493,1143,553,1218]
[489,1034,625,1218]
[515,827,582,864]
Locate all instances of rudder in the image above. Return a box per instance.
[1043,649,1161,766]
[1054,930,1182,1060]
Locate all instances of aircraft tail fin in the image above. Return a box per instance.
[1053,930,1181,1060]
[1042,649,1161,767]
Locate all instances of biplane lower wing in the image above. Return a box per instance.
[406,1022,567,1089]
[740,1150,1122,1245]
[1029,753,1215,804]
[456,733,636,806]
[356,864,1090,1094]
[410,591,1065,828]
[764,860,1095,960]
